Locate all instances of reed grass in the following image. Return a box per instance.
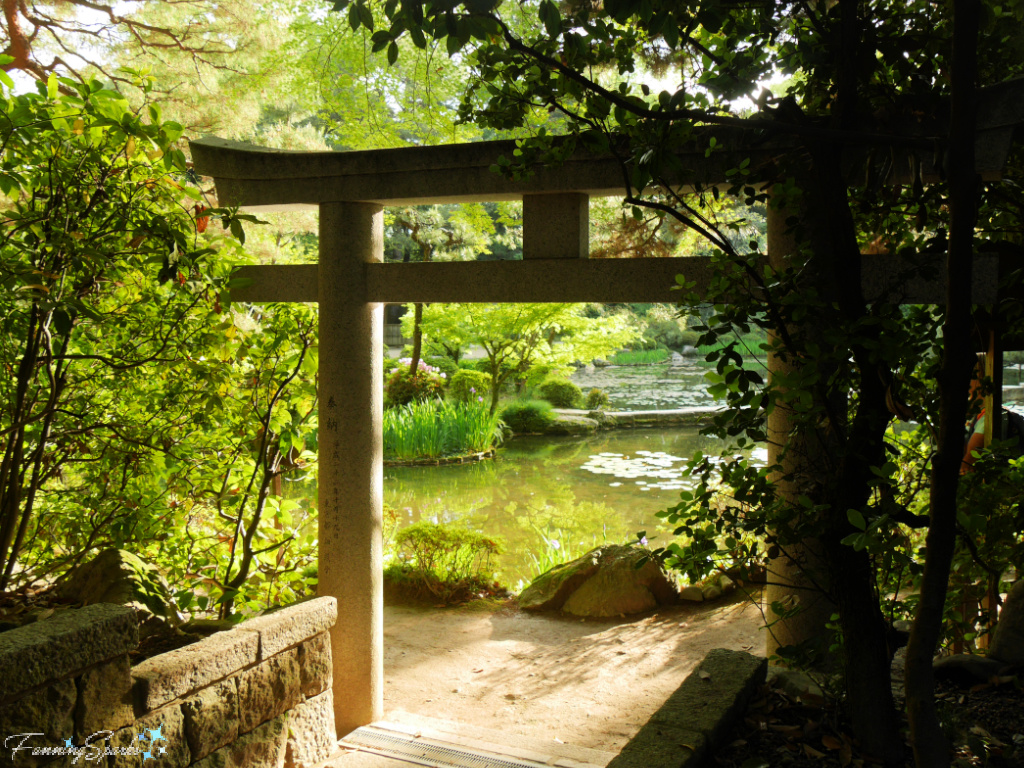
[610,348,670,365]
[383,399,504,460]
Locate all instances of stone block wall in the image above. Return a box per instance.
[0,597,338,768]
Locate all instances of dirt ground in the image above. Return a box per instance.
[382,592,764,753]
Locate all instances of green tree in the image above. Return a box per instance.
[0,72,247,587]
[337,0,1023,763]
[159,302,320,617]
[410,303,637,414]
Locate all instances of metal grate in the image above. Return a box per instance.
[341,727,549,768]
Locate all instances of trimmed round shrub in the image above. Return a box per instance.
[449,369,493,404]
[499,400,554,434]
[585,388,611,410]
[538,377,584,408]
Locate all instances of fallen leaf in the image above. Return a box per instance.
[822,735,843,750]
[699,670,711,680]
[803,744,826,758]
[800,692,825,707]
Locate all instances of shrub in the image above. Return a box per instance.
[385,359,446,408]
[449,369,492,404]
[385,522,503,602]
[499,399,554,433]
[585,388,611,410]
[538,377,584,408]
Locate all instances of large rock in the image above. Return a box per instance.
[990,579,1024,666]
[520,545,678,618]
[544,413,600,435]
[57,549,180,628]
[518,550,601,611]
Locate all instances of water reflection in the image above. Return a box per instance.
[384,428,759,586]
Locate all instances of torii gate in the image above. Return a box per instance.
[190,97,1019,735]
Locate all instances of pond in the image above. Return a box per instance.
[382,359,1024,589]
[570,358,728,410]
[384,426,766,588]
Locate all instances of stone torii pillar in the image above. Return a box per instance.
[318,202,385,732]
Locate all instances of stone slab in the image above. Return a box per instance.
[76,655,135,740]
[0,604,137,698]
[285,690,337,768]
[192,714,288,768]
[183,677,239,760]
[0,677,77,764]
[236,647,302,733]
[242,596,338,660]
[298,632,333,698]
[110,702,188,768]
[131,628,258,713]
[607,648,766,768]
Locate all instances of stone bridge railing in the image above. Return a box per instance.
[0,597,338,767]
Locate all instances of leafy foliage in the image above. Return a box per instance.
[584,388,611,410]
[0,75,234,588]
[412,303,638,413]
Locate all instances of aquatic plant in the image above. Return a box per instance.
[383,399,503,460]
[610,349,670,365]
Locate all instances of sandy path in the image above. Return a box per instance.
[382,593,764,753]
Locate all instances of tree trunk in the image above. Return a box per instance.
[408,302,424,374]
[906,0,980,763]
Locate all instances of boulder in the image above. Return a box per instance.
[990,579,1024,666]
[518,550,601,612]
[520,545,678,618]
[679,585,704,602]
[933,654,1011,687]
[57,549,181,631]
[544,413,600,435]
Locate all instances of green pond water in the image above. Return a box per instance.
[384,427,767,588]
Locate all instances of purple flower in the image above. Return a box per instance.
[469,387,476,394]
[640,536,649,547]
[477,396,483,403]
